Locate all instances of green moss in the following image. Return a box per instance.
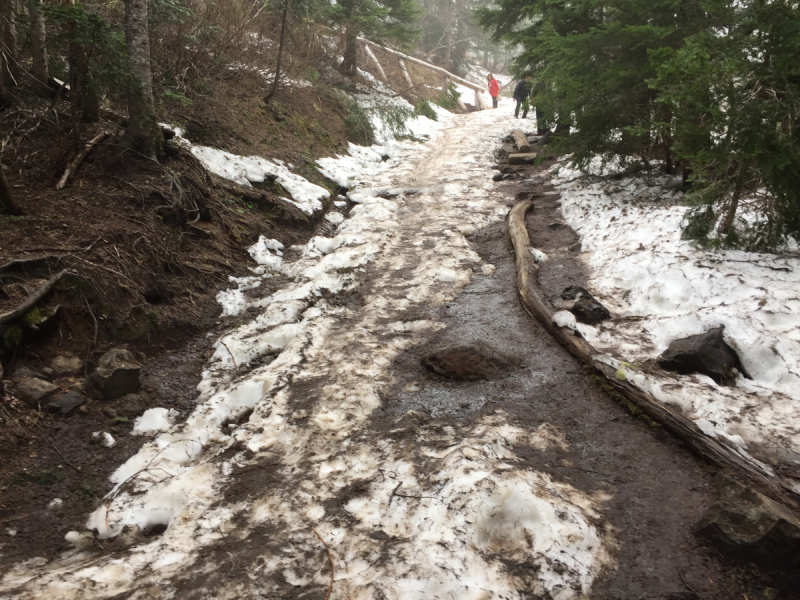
[592,374,659,427]
[23,306,46,326]
[2,325,23,348]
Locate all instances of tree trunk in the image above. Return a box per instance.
[122,0,161,158]
[29,0,49,95]
[0,0,19,87]
[264,2,288,104]
[341,29,358,76]
[719,159,752,236]
[0,160,23,215]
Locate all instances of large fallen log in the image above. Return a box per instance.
[508,200,800,515]
[508,153,538,165]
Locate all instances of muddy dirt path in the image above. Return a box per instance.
[0,110,755,599]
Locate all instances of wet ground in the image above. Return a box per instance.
[0,110,789,600]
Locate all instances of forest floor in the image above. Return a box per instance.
[0,100,795,599]
[0,71,354,563]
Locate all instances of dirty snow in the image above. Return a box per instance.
[550,159,800,482]
[2,109,613,599]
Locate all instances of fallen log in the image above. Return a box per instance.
[508,200,800,515]
[56,131,111,190]
[511,130,530,153]
[0,270,68,327]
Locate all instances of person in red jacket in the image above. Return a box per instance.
[487,74,500,108]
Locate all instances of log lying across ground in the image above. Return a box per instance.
[508,200,800,515]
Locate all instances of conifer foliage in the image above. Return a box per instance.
[478,0,800,249]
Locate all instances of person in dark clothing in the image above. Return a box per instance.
[513,76,532,118]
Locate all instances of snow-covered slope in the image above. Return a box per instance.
[551,161,800,485]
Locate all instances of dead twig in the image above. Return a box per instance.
[56,131,111,190]
[312,527,335,600]
[220,341,237,368]
[82,291,98,348]
[48,436,82,473]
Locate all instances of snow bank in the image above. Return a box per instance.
[552,160,800,480]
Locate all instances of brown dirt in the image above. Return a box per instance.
[0,73,355,564]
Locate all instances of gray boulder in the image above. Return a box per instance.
[695,474,800,568]
[51,355,84,377]
[657,326,748,386]
[90,349,141,400]
[46,392,86,415]
[13,377,59,405]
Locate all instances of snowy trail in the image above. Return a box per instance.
[1,111,614,599]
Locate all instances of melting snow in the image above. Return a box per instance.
[3,109,612,599]
[551,159,800,478]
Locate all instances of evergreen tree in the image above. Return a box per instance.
[331,0,421,76]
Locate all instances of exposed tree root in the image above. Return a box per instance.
[0,269,69,327]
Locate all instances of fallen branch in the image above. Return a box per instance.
[0,269,68,327]
[55,131,111,190]
[312,527,335,600]
[507,199,800,515]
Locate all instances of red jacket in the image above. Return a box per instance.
[488,78,500,97]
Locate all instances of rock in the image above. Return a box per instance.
[695,474,800,569]
[12,366,50,381]
[13,377,59,405]
[51,355,83,377]
[422,342,512,381]
[492,173,509,182]
[561,286,595,301]
[507,152,538,165]
[547,222,563,229]
[657,326,748,386]
[46,392,86,415]
[571,298,611,325]
[376,189,399,199]
[90,349,141,400]
[568,242,582,253]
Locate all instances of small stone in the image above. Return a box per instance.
[51,355,84,377]
[47,498,63,511]
[12,367,49,381]
[89,349,141,400]
[547,222,563,229]
[46,392,86,415]
[571,298,611,325]
[657,326,748,386]
[568,243,582,253]
[41,367,54,377]
[13,377,59,406]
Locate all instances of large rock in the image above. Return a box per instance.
[571,298,611,325]
[51,355,84,377]
[695,475,800,569]
[422,342,512,381]
[12,377,59,406]
[90,349,141,400]
[560,286,611,325]
[507,152,538,165]
[657,327,747,386]
[46,392,86,415]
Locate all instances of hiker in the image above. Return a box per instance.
[487,74,500,109]
[513,75,532,118]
